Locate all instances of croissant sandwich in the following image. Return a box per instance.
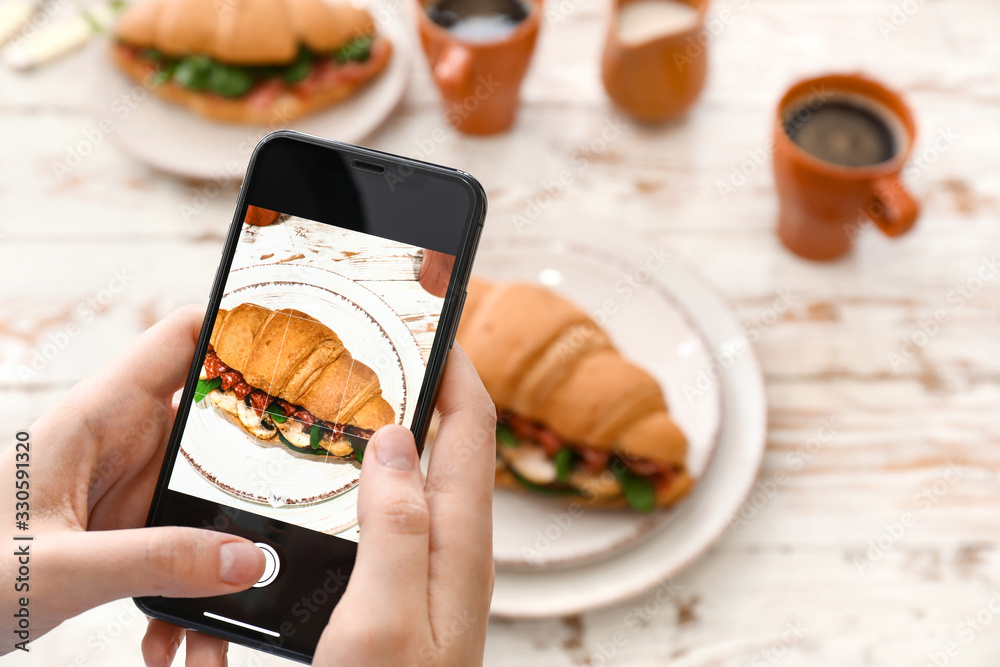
[196,302,395,460]
[111,0,393,125]
[457,278,694,512]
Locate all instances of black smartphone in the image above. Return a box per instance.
[136,131,486,662]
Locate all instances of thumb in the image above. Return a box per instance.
[37,527,265,613]
[340,425,430,614]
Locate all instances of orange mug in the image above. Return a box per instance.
[416,0,541,135]
[601,0,709,122]
[773,73,920,261]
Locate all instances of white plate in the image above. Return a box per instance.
[91,0,411,180]
[474,240,722,569]
[179,263,425,517]
[481,236,767,618]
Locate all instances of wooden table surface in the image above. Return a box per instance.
[3,0,999,664]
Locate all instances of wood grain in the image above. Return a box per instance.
[1,0,998,664]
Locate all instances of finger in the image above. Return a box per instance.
[342,424,430,619]
[422,345,496,621]
[37,528,265,618]
[142,619,185,667]
[185,631,229,667]
[425,344,496,508]
[119,304,208,399]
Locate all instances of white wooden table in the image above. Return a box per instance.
[3,0,999,664]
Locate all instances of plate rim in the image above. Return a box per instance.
[180,262,423,506]
[93,0,413,181]
[479,239,724,570]
[484,235,768,618]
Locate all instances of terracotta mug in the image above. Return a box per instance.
[416,0,541,135]
[601,0,709,122]
[773,73,919,261]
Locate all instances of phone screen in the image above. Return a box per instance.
[170,205,455,538]
[139,134,484,661]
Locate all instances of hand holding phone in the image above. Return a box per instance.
[0,306,268,645]
[138,132,488,661]
[141,344,497,667]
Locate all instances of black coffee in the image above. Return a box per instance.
[427,0,530,42]
[784,100,898,167]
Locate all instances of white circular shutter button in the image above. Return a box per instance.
[252,542,280,588]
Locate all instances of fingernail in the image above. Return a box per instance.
[219,542,264,584]
[375,426,416,471]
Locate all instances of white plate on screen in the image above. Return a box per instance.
[477,236,767,617]
[90,0,411,180]
[179,263,425,517]
[474,239,723,570]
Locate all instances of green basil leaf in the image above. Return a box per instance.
[310,424,323,450]
[496,424,517,448]
[284,47,311,83]
[150,65,174,87]
[613,464,656,513]
[335,36,371,64]
[352,438,367,464]
[554,448,574,484]
[140,47,164,62]
[174,55,213,90]
[207,62,254,97]
[264,403,287,423]
[194,377,221,403]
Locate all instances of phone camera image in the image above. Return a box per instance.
[168,206,456,542]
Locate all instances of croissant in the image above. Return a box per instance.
[111,0,393,124]
[199,302,395,458]
[456,278,693,510]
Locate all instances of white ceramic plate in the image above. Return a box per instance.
[474,240,722,569]
[479,236,767,617]
[91,0,411,180]
[179,263,425,516]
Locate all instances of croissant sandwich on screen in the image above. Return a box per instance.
[457,278,693,512]
[197,303,395,460]
[111,0,393,124]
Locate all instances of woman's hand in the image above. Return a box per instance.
[0,306,265,662]
[315,344,496,666]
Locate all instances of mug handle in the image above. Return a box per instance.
[868,175,919,238]
[433,42,474,95]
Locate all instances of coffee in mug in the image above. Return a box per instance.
[772,74,920,261]
[416,0,541,134]
[427,0,531,42]
[784,98,901,168]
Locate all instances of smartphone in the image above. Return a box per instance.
[136,131,486,662]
